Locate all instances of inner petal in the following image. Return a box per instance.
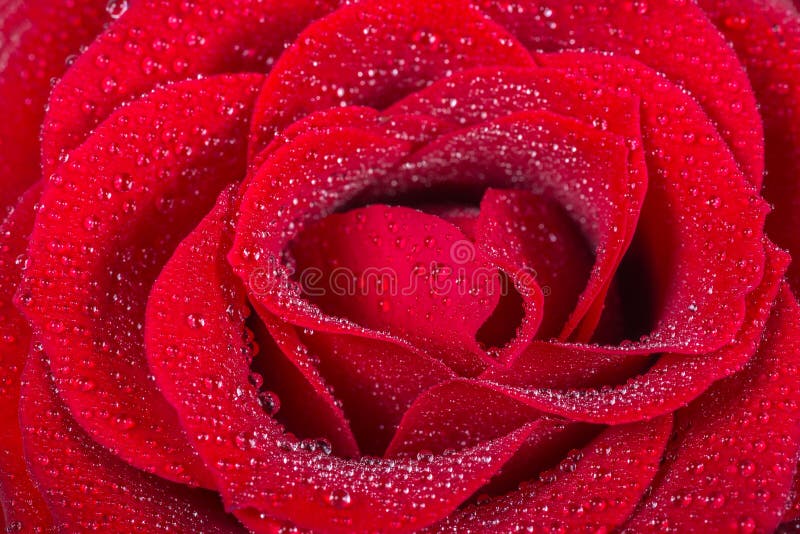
[476,188,594,341]
[288,204,502,376]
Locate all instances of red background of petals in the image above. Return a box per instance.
[1,0,800,532]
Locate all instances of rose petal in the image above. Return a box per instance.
[385,380,597,497]
[19,348,242,532]
[481,0,764,185]
[392,109,635,346]
[41,0,337,177]
[146,190,537,532]
[0,0,107,210]
[289,204,501,375]
[0,186,51,530]
[387,66,649,341]
[540,51,768,354]
[254,106,452,165]
[233,127,454,372]
[475,188,594,340]
[436,415,672,532]
[299,329,456,456]
[18,75,263,487]
[248,308,360,458]
[699,0,800,293]
[248,0,535,162]
[625,285,800,532]
[386,381,540,456]
[479,242,788,424]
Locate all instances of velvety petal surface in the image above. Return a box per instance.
[19,75,263,486]
[20,349,242,532]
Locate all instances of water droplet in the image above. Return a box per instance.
[106,0,128,19]
[326,488,351,509]
[258,390,280,416]
[186,313,205,329]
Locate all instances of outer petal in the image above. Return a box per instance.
[699,0,800,292]
[625,285,800,533]
[481,0,764,185]
[435,416,673,533]
[19,348,242,532]
[0,0,108,210]
[18,75,264,486]
[0,186,51,530]
[247,0,535,161]
[41,0,337,176]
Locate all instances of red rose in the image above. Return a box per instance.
[2,0,800,531]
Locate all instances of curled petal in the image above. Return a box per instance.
[387,66,649,340]
[146,189,537,532]
[480,242,788,424]
[19,349,242,533]
[540,51,768,354]
[625,285,800,532]
[19,75,264,487]
[248,0,535,161]
[394,110,635,346]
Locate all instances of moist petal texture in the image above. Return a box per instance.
[41,0,338,177]
[248,0,536,161]
[0,186,52,531]
[0,0,108,210]
[625,285,800,532]
[20,348,242,532]
[19,75,264,487]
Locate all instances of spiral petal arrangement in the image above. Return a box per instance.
[1,0,800,532]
